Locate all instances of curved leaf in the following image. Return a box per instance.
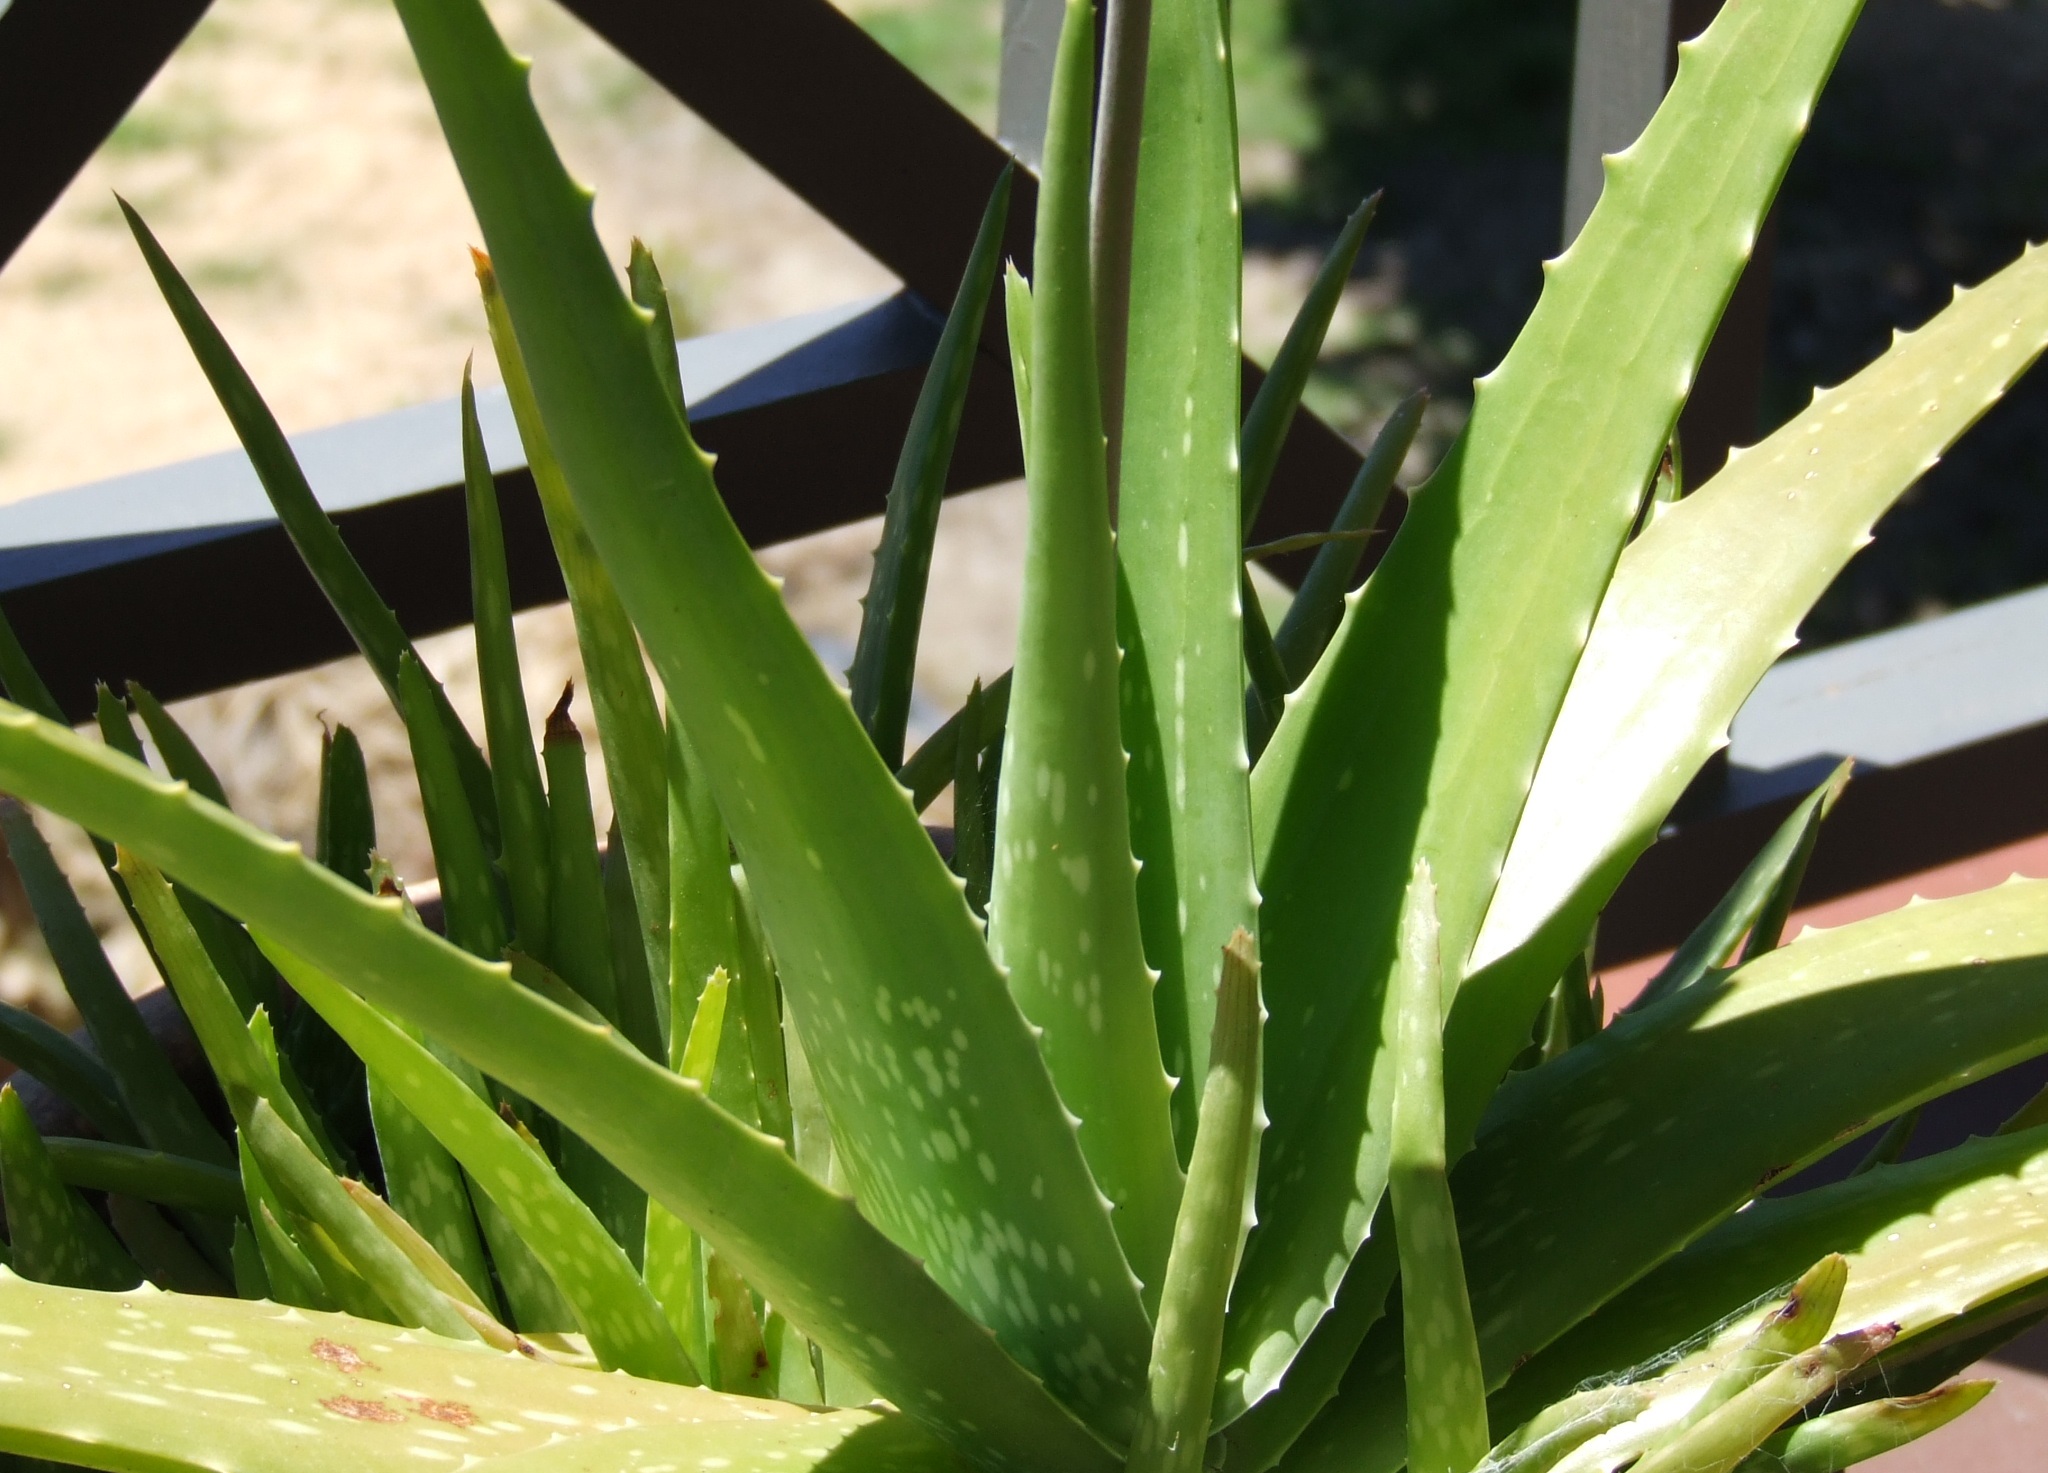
[1285,881,2048,1473]
[988,0,1183,1305]
[0,705,1117,1473]
[0,1273,971,1473]
[408,0,1150,1433]
[1227,0,1868,1426]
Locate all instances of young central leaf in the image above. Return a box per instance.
[387,0,1151,1439]
[987,0,1183,1304]
[1117,0,1259,1158]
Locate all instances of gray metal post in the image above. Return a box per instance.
[1562,0,1675,243]
[998,0,1064,168]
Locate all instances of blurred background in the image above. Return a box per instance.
[0,0,2043,1022]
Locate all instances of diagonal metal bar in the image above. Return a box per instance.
[0,0,214,271]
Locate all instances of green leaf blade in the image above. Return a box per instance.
[988,0,1184,1309]
[1119,0,1258,1161]
[1228,0,1868,1422]
[0,1086,141,1292]
[403,0,1150,1435]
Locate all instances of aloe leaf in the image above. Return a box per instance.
[1471,240,2048,1089]
[105,1194,229,1296]
[646,969,730,1369]
[363,1073,498,1313]
[950,681,993,917]
[668,714,738,1013]
[463,365,552,957]
[0,1000,136,1145]
[1475,1385,1655,1473]
[1242,530,1371,563]
[541,693,618,1020]
[1230,0,1867,1424]
[401,0,1150,1433]
[602,816,664,1063]
[986,0,1183,1309]
[0,609,62,723]
[316,724,376,890]
[474,256,670,1006]
[1634,1325,1895,1473]
[0,1086,141,1290]
[1849,1104,1919,1177]
[117,850,326,1161]
[123,683,290,1024]
[627,238,688,413]
[0,697,1120,1464]
[42,1139,242,1218]
[900,669,1012,814]
[1291,882,2048,1473]
[1628,763,1851,1015]
[1270,390,1426,687]
[245,1096,478,1341]
[0,801,227,1167]
[1005,263,1034,470]
[125,683,227,808]
[1091,0,1150,497]
[0,1273,977,1473]
[1242,569,1289,762]
[1496,1124,2048,1430]
[397,652,509,963]
[1239,193,1379,531]
[850,167,1012,770]
[1118,0,1257,1168]
[240,1137,331,1311]
[1667,1255,1846,1440]
[705,1248,772,1396]
[1127,930,1264,1473]
[338,1178,504,1326]
[1386,868,1488,1473]
[118,202,498,849]
[262,943,695,1384]
[732,874,794,1148]
[1739,1380,1992,1473]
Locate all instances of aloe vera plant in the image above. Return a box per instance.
[0,1,2046,1471]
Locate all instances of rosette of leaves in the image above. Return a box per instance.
[0,2,2046,1472]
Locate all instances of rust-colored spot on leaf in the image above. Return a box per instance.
[320,1396,404,1423]
[311,1338,377,1374]
[409,1398,476,1427]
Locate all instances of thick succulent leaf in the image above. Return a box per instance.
[399,653,508,962]
[0,1000,135,1145]
[1119,0,1258,1164]
[1386,871,1487,1473]
[1285,881,2048,1473]
[41,1140,242,1219]
[900,669,1011,814]
[1496,1125,2048,1431]
[126,685,227,809]
[1270,391,1426,688]
[988,0,1183,1307]
[315,724,376,890]
[475,258,670,1006]
[365,1075,498,1314]
[1238,192,1377,530]
[1741,1381,1993,1473]
[462,366,552,957]
[542,702,619,1022]
[1005,265,1033,470]
[0,1088,140,1291]
[0,802,227,1168]
[1127,932,1264,1473]
[0,1274,974,1473]
[1629,762,1850,1014]
[118,203,498,847]
[253,951,690,1385]
[849,167,1012,771]
[0,706,1117,1473]
[1229,0,1866,1423]
[397,0,1151,1430]
[243,1097,480,1343]
[1469,240,2048,1055]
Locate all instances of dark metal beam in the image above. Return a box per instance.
[0,0,213,271]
